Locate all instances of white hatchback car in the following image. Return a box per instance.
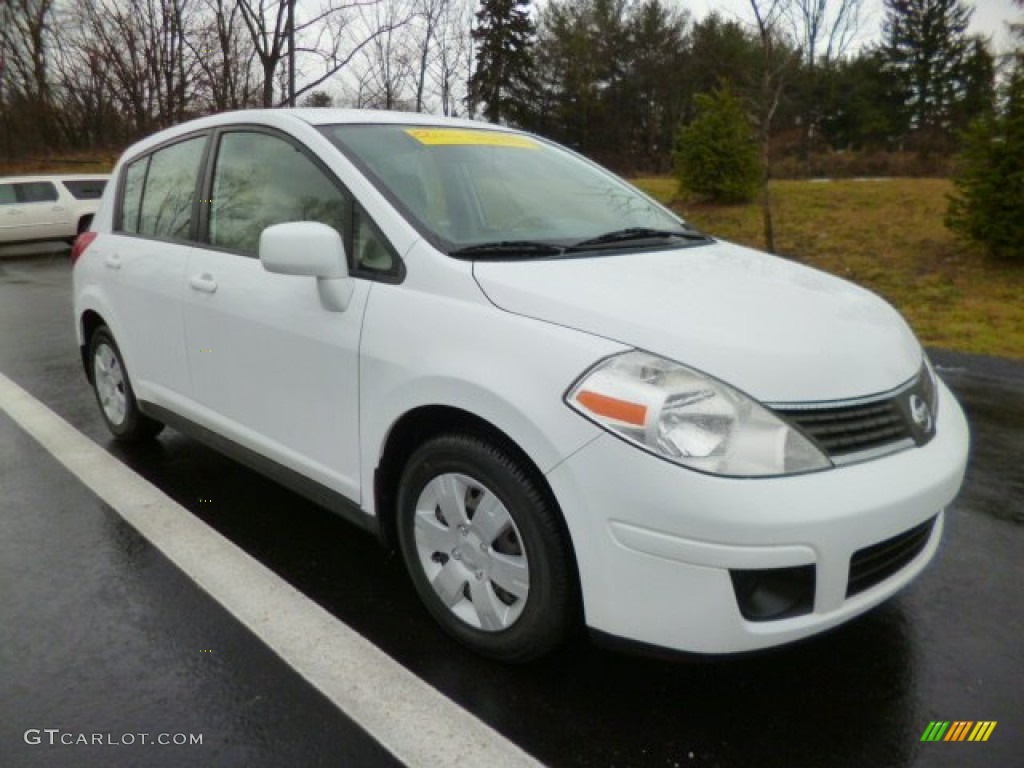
[72,110,968,661]
[1,174,107,245]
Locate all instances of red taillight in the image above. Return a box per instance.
[70,231,98,265]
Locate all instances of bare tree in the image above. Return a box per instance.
[791,0,862,68]
[236,0,402,108]
[351,0,415,109]
[409,0,447,112]
[747,0,799,253]
[236,0,297,106]
[190,0,260,111]
[790,0,864,159]
[0,0,58,153]
[50,22,122,149]
[430,0,474,116]
[0,0,54,103]
[62,0,201,138]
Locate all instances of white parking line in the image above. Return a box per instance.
[0,371,542,768]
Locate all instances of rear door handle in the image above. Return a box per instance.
[104,254,121,270]
[189,273,217,294]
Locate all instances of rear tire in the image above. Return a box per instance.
[88,326,164,442]
[396,433,576,662]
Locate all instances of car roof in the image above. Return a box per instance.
[117,109,523,162]
[0,174,109,183]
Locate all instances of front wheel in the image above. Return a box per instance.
[88,326,164,442]
[396,433,577,662]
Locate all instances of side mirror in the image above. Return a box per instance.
[259,221,354,312]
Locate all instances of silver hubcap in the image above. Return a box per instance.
[413,473,530,632]
[94,343,127,426]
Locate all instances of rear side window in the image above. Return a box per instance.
[15,181,58,203]
[120,159,148,234]
[208,131,346,255]
[0,184,15,205]
[136,136,206,240]
[63,179,106,199]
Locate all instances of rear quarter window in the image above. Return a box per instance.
[120,159,148,234]
[116,134,206,240]
[62,179,107,200]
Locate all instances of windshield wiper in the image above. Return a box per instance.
[449,240,566,258]
[569,227,709,249]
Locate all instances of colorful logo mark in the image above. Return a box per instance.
[921,721,997,742]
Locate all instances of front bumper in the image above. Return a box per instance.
[547,378,969,653]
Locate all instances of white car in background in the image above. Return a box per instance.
[72,110,968,661]
[0,174,107,245]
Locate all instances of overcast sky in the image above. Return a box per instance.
[682,0,1020,52]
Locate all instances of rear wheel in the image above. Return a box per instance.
[396,433,576,662]
[88,326,163,442]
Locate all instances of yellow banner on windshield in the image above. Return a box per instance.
[405,128,538,149]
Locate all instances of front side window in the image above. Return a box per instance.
[352,204,394,272]
[138,136,206,240]
[0,184,15,205]
[208,131,346,255]
[321,124,689,254]
[15,182,58,203]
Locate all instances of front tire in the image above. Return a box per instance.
[396,433,576,662]
[88,326,163,442]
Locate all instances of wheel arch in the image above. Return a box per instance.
[373,404,583,605]
[79,308,108,383]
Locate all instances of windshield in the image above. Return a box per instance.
[320,124,697,255]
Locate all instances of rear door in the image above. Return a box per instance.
[0,182,23,241]
[89,135,208,405]
[0,181,68,241]
[18,181,71,238]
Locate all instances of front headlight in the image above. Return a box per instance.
[566,351,832,477]
[921,354,939,421]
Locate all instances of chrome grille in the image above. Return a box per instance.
[773,366,937,464]
[777,400,911,457]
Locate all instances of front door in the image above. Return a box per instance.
[182,129,367,502]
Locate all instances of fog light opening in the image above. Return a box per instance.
[730,565,816,621]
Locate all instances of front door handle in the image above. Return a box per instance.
[104,254,121,270]
[189,273,218,294]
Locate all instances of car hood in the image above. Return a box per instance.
[472,240,922,403]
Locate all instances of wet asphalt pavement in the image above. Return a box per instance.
[1,252,1022,768]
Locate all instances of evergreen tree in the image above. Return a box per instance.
[529,0,688,170]
[469,0,537,125]
[820,49,907,150]
[955,36,996,125]
[946,1,1024,259]
[674,86,760,204]
[946,72,1024,259]
[882,0,975,151]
